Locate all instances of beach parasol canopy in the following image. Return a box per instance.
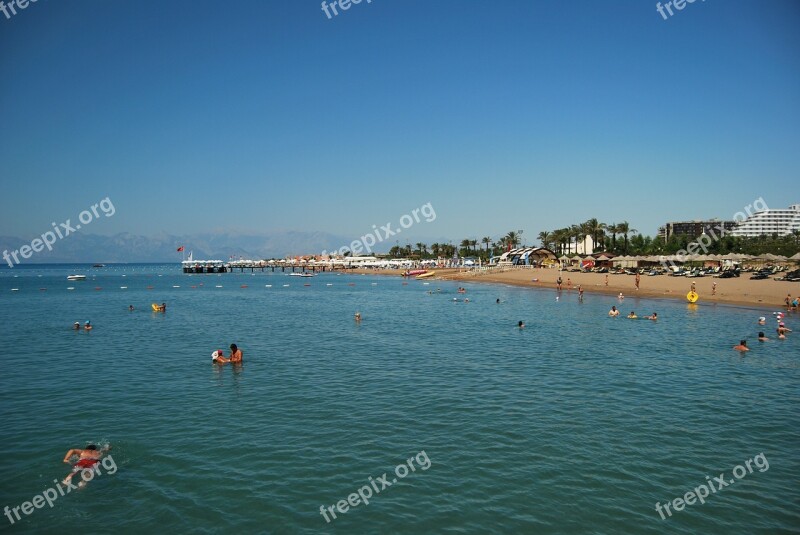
[571,255,582,261]
[559,255,570,262]
[596,255,611,261]
[789,252,800,261]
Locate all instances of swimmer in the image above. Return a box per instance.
[464,298,469,303]
[644,312,658,320]
[518,321,525,328]
[215,344,243,364]
[354,312,362,322]
[129,305,134,311]
[758,332,768,341]
[62,444,110,486]
[84,321,92,331]
[608,306,619,317]
[627,311,637,319]
[733,340,749,352]
[73,322,81,330]
[160,302,167,312]
[758,316,766,325]
[618,293,624,300]
[211,349,224,362]
[496,298,500,304]
[578,285,584,300]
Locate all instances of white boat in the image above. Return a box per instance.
[289,273,314,277]
[66,275,86,281]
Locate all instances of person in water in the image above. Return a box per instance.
[84,321,92,331]
[215,344,243,364]
[354,312,362,322]
[62,444,110,486]
[627,311,637,319]
[160,302,166,312]
[73,322,80,330]
[518,321,525,328]
[496,298,500,304]
[758,332,768,341]
[644,312,658,321]
[556,277,562,290]
[129,305,134,311]
[733,340,749,352]
[758,316,766,325]
[608,306,619,317]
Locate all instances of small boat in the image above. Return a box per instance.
[415,271,436,279]
[92,264,105,268]
[67,275,87,281]
[289,273,314,277]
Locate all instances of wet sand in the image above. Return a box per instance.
[350,267,798,310]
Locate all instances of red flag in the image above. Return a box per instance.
[177,246,185,252]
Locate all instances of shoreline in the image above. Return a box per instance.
[350,268,798,311]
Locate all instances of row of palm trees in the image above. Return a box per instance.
[387,230,526,259]
[537,219,638,256]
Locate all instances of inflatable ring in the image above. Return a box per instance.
[151,303,161,312]
[686,291,699,303]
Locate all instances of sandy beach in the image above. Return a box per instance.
[351,267,799,310]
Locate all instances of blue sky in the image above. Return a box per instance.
[1,0,799,247]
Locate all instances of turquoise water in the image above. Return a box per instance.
[1,264,798,534]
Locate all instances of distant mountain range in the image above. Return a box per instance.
[0,230,363,264]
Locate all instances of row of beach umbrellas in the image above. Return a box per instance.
[559,252,800,263]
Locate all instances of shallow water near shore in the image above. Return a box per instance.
[1,264,798,534]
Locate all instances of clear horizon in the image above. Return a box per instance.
[2,0,799,249]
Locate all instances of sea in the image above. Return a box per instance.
[0,263,798,534]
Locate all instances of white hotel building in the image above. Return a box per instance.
[730,203,800,237]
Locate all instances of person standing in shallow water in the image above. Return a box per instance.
[556,276,562,291]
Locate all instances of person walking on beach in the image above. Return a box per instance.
[635,273,640,291]
[712,282,717,296]
[691,282,696,293]
[605,274,608,286]
[566,278,572,290]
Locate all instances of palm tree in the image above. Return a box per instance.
[460,239,472,255]
[617,221,637,254]
[415,242,425,257]
[585,218,606,252]
[506,231,520,248]
[537,230,552,250]
[481,236,492,256]
[607,223,618,252]
[431,243,440,257]
[470,239,478,255]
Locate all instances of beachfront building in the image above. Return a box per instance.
[497,247,557,266]
[729,203,800,237]
[562,235,594,255]
[658,219,737,242]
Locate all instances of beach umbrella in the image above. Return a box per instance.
[559,255,570,262]
[596,254,611,261]
[789,252,800,261]
[571,255,582,261]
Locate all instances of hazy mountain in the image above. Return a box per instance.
[0,230,356,264]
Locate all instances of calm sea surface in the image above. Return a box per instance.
[0,264,798,534]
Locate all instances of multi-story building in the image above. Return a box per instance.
[729,204,800,237]
[658,220,737,242]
